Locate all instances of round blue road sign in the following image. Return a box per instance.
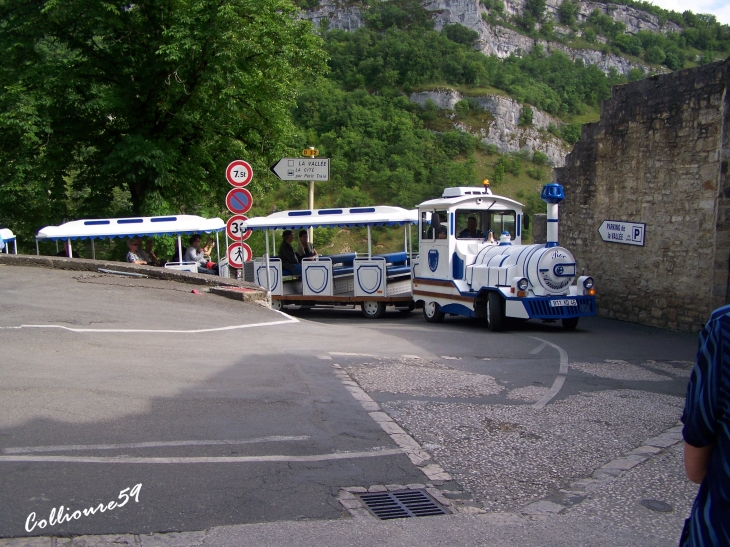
[226,188,253,215]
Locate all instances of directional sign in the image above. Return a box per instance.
[270,158,329,181]
[226,214,252,241]
[227,242,252,268]
[226,188,253,214]
[226,160,253,187]
[598,220,646,246]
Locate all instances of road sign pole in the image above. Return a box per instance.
[308,179,314,243]
[264,229,271,308]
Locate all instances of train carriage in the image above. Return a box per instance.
[242,206,418,318]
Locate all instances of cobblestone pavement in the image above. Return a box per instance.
[337,349,696,531]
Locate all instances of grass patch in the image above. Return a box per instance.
[559,105,601,125]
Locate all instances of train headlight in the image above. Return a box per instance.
[578,276,595,296]
[517,278,529,291]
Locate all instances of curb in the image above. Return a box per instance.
[0,255,266,301]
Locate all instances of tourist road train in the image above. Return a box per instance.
[244,182,596,330]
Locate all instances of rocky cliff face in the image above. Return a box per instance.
[410,90,570,165]
[303,0,659,77]
[503,0,682,35]
[424,0,656,75]
[304,1,365,31]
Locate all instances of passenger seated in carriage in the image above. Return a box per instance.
[126,239,150,265]
[185,234,218,275]
[278,230,302,276]
[296,229,318,260]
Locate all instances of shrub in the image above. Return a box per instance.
[492,162,505,185]
[645,45,666,64]
[455,99,470,113]
[519,106,534,126]
[558,0,578,26]
[527,167,545,180]
[532,151,548,165]
[443,24,480,47]
[628,67,645,81]
[561,123,582,144]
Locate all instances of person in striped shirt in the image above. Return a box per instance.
[680,304,730,546]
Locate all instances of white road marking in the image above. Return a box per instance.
[529,336,569,410]
[529,343,547,355]
[329,352,377,357]
[317,355,333,360]
[440,356,461,360]
[0,449,404,464]
[401,355,421,359]
[0,317,298,334]
[4,436,310,455]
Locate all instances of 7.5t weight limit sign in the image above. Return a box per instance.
[226,160,253,187]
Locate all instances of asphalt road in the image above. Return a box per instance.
[0,265,699,543]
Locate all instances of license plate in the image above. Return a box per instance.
[550,299,577,307]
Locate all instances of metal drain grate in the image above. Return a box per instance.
[358,490,448,520]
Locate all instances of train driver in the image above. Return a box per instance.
[458,216,484,239]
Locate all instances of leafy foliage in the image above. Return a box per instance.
[443,24,480,47]
[293,81,478,208]
[558,0,579,27]
[0,0,326,246]
[324,15,625,116]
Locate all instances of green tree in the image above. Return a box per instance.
[557,0,578,27]
[0,0,326,242]
[561,123,582,144]
[645,45,667,64]
[525,0,547,22]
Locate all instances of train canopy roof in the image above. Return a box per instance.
[243,206,418,231]
[36,215,225,241]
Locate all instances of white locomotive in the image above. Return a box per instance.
[412,182,596,330]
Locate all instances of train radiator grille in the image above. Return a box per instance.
[526,296,595,318]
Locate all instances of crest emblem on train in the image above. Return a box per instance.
[428,249,439,272]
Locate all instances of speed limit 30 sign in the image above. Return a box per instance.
[226,215,252,241]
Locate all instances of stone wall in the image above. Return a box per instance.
[555,58,730,331]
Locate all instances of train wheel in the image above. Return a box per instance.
[361,301,386,319]
[487,292,504,332]
[423,301,445,323]
[270,299,282,311]
[397,302,416,313]
[562,317,579,330]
